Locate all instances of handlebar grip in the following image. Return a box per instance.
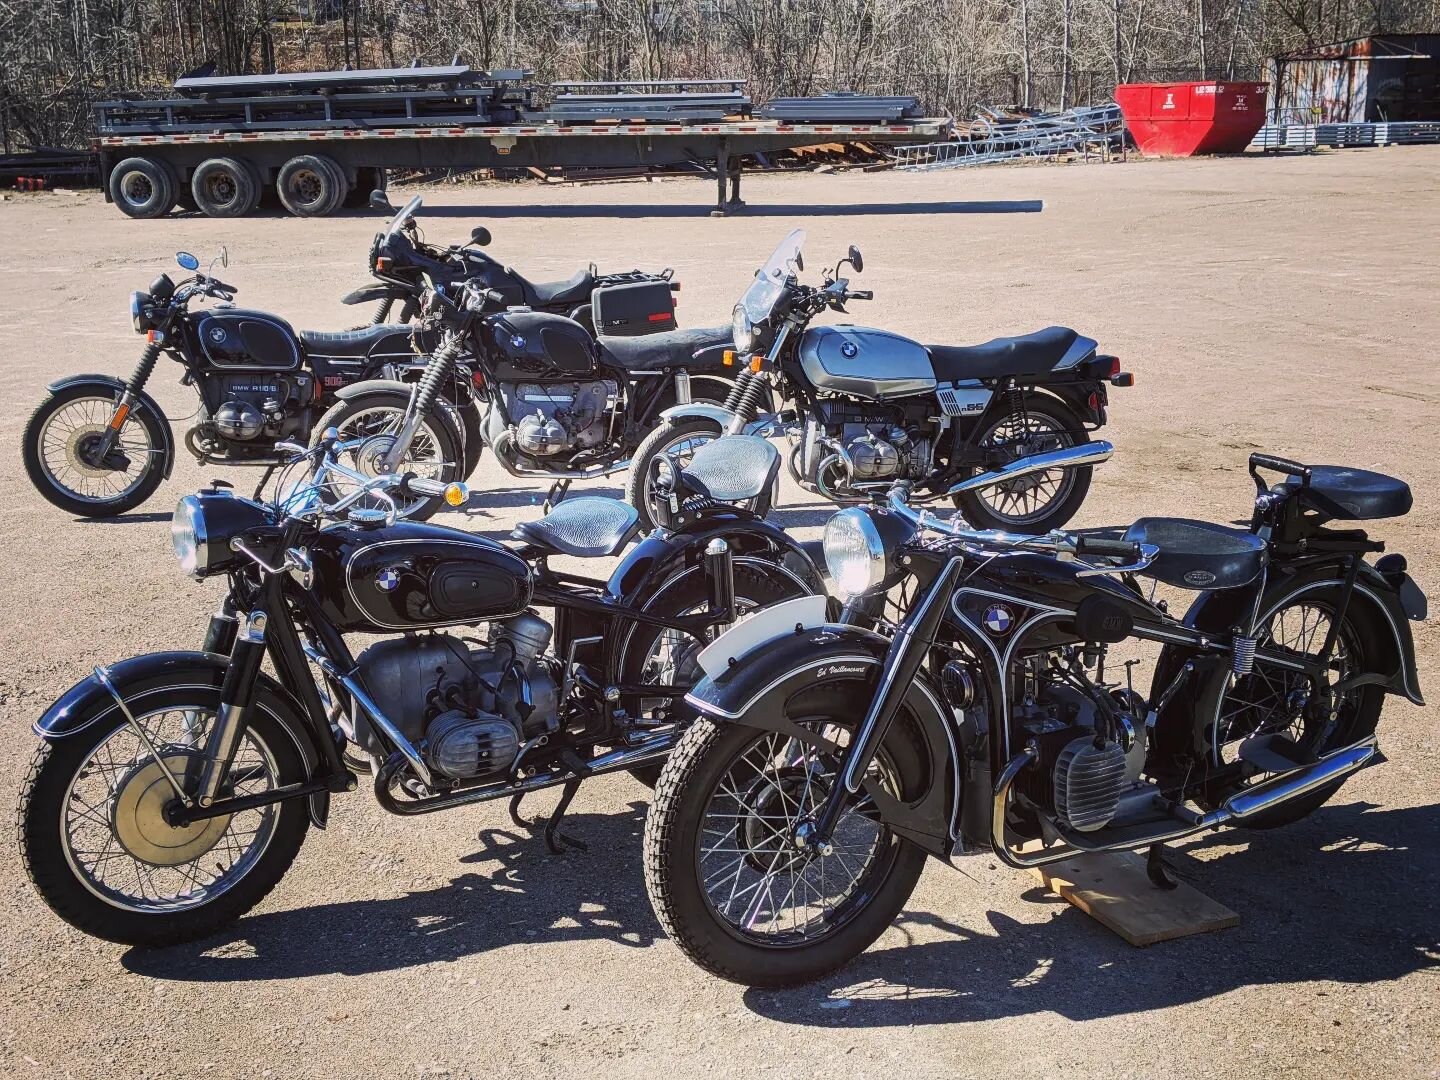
[1075,536,1141,560]
[209,279,237,294]
[400,474,447,498]
[1249,452,1310,480]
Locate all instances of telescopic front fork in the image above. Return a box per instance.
[704,538,736,641]
[194,610,268,808]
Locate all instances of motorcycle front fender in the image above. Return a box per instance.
[34,651,331,828]
[45,374,175,479]
[685,623,961,856]
[658,402,733,429]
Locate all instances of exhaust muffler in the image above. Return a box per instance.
[948,440,1114,496]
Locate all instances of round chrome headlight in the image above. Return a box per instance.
[731,302,755,353]
[823,507,887,598]
[171,496,207,577]
[130,290,150,333]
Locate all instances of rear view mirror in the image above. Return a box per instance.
[847,245,863,273]
[470,226,492,247]
[369,189,395,212]
[794,251,804,272]
[176,252,200,271]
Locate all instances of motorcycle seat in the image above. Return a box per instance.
[927,327,1092,381]
[677,435,780,504]
[527,269,595,307]
[1121,518,1268,590]
[1274,465,1412,521]
[598,326,732,371]
[300,324,411,358]
[511,497,641,558]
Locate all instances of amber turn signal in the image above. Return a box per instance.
[722,350,737,366]
[444,483,470,507]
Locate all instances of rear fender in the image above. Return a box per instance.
[341,284,410,306]
[686,624,961,856]
[45,374,175,479]
[35,651,332,827]
[1034,382,1106,427]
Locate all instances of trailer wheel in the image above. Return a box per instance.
[277,154,345,217]
[191,157,260,218]
[108,157,177,219]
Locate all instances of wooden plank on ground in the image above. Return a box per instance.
[1030,849,1240,947]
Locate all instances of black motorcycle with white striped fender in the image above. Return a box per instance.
[17,434,819,946]
[643,446,1424,985]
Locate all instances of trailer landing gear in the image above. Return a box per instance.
[710,142,746,217]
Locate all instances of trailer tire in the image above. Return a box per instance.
[191,157,260,218]
[277,154,345,217]
[108,157,177,219]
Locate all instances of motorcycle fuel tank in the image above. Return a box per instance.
[193,310,303,371]
[308,520,533,633]
[485,310,597,378]
[798,325,936,399]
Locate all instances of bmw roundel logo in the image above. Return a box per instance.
[208,326,227,343]
[982,604,1013,635]
[376,566,402,592]
[840,341,859,359]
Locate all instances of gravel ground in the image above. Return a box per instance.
[0,150,1436,1080]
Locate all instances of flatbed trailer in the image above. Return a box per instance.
[91,66,947,219]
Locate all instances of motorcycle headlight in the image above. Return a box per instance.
[823,508,888,598]
[130,290,151,333]
[171,496,207,577]
[731,303,755,353]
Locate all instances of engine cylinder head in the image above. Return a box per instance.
[425,711,520,781]
[1053,737,1127,832]
[213,400,265,440]
[515,412,568,456]
[497,610,553,665]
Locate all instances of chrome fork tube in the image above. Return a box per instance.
[196,610,268,807]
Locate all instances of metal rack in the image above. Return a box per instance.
[891,104,1123,170]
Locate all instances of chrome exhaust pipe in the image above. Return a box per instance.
[948,440,1114,496]
[991,735,1379,869]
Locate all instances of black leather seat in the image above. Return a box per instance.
[598,326,732,371]
[300,324,406,357]
[511,497,641,558]
[927,326,1084,381]
[677,435,780,503]
[1122,518,1268,590]
[1277,466,1412,521]
[527,269,594,307]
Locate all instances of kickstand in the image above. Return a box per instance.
[543,779,588,855]
[542,478,571,514]
[507,791,529,829]
[1146,843,1179,890]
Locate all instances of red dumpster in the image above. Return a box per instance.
[1114,81,1268,156]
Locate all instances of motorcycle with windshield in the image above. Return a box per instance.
[630,230,1131,533]
[21,249,463,518]
[643,445,1423,985]
[17,430,819,946]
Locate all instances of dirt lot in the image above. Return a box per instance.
[0,150,1436,1080]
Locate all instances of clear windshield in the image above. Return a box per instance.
[740,228,805,323]
[385,195,422,240]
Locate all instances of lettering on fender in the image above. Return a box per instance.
[818,664,866,678]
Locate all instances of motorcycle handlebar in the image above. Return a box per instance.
[1249,452,1310,481]
[1075,535,1142,560]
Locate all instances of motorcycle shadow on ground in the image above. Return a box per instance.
[741,800,1440,1026]
[398,200,1045,220]
[73,512,172,525]
[120,799,664,983]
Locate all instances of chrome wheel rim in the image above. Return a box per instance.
[972,409,1078,526]
[121,171,153,204]
[327,405,453,515]
[696,722,900,945]
[636,587,768,719]
[37,396,156,505]
[61,707,280,913]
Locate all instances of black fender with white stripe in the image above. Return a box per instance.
[684,622,962,857]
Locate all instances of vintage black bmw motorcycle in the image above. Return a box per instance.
[630,229,1131,533]
[643,446,1424,985]
[17,432,817,946]
[21,249,465,518]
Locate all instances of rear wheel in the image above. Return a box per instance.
[108,157,177,219]
[629,417,776,533]
[23,384,168,516]
[311,389,465,520]
[277,154,345,217]
[644,688,928,986]
[953,395,1091,533]
[191,157,260,218]
[18,682,309,946]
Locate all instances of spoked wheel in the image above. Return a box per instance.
[23,385,169,516]
[619,562,811,788]
[310,391,464,521]
[627,418,722,532]
[953,395,1091,533]
[1203,585,1383,828]
[18,684,309,946]
[644,689,927,986]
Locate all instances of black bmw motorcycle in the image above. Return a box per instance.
[21,249,465,518]
[631,229,1131,533]
[643,446,1424,985]
[18,432,817,946]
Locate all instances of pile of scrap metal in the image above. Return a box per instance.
[890,103,1125,170]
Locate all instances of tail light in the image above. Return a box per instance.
[472,370,487,390]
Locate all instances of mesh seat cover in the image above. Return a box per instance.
[678,435,780,503]
[512,497,640,558]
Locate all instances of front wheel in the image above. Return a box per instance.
[311,389,465,521]
[644,686,928,986]
[23,383,169,516]
[953,395,1092,534]
[18,680,309,946]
